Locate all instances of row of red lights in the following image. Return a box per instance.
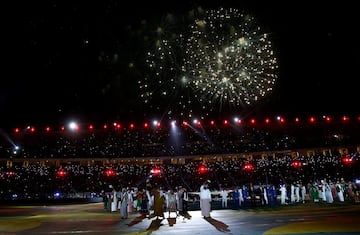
[13,115,360,134]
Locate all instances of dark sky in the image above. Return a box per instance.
[2,0,359,129]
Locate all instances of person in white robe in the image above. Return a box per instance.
[295,183,300,203]
[335,181,344,202]
[280,184,287,205]
[290,183,295,203]
[119,188,128,219]
[111,188,118,212]
[300,183,306,203]
[200,180,212,218]
[324,179,334,203]
[220,187,229,208]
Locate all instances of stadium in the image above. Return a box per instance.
[1,2,360,234]
[1,114,359,204]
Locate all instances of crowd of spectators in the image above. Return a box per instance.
[0,148,359,202]
[0,119,359,203]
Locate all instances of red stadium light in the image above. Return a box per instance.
[88,124,94,130]
[6,171,15,176]
[250,119,256,124]
[130,123,135,129]
[57,169,67,177]
[309,117,316,123]
[144,123,149,128]
[292,160,301,168]
[113,123,121,129]
[61,126,65,131]
[324,116,331,122]
[103,124,108,129]
[198,165,207,174]
[45,126,51,132]
[223,120,228,125]
[342,156,352,164]
[151,167,161,175]
[342,116,349,122]
[276,116,285,124]
[105,169,115,177]
[244,163,254,171]
[294,117,300,123]
[14,128,20,133]
[265,118,270,124]
[210,120,215,126]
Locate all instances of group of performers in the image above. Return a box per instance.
[102,177,360,220]
[104,183,192,220]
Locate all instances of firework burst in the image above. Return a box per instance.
[139,7,278,119]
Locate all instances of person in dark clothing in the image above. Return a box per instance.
[102,190,109,211]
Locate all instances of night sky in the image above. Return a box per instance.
[2,1,359,130]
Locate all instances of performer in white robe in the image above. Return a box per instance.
[166,189,178,218]
[295,183,300,202]
[220,188,228,208]
[300,183,306,203]
[111,189,118,212]
[119,188,128,219]
[127,188,134,213]
[324,180,334,203]
[335,181,344,202]
[320,180,326,202]
[200,180,212,218]
[280,184,287,205]
[290,183,295,203]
